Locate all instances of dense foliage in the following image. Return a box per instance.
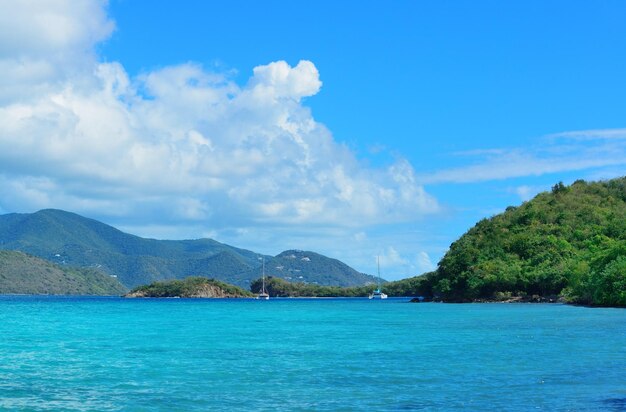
[0,250,127,295]
[250,274,432,298]
[128,276,254,298]
[427,178,626,306]
[251,276,365,297]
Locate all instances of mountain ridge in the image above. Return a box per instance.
[0,209,377,289]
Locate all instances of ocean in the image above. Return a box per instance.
[0,296,624,411]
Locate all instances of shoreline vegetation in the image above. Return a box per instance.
[124,275,623,308]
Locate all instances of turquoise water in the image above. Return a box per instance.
[0,297,625,411]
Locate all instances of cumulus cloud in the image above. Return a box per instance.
[373,247,436,280]
[0,0,114,104]
[0,0,438,232]
[0,0,113,55]
[378,246,409,268]
[249,60,321,100]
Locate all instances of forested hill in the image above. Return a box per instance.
[0,209,375,289]
[426,178,626,306]
[238,250,378,287]
[0,209,261,288]
[0,250,127,295]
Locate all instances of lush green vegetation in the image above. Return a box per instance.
[127,276,254,298]
[377,273,433,297]
[0,250,127,295]
[250,274,432,298]
[251,276,365,297]
[425,178,626,306]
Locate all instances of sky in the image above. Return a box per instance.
[0,0,625,280]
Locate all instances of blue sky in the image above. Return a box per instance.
[0,1,625,280]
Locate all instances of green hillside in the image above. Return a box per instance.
[425,178,626,306]
[242,250,378,287]
[0,250,126,295]
[0,209,262,288]
[0,210,375,289]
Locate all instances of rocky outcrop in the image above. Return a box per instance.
[188,284,241,298]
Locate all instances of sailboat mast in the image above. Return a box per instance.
[377,255,381,289]
[262,256,266,292]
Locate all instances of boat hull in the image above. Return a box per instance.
[369,292,388,299]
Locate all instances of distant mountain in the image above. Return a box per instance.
[0,209,262,288]
[241,250,379,287]
[0,250,126,295]
[0,209,375,288]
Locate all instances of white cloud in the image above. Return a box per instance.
[547,128,626,141]
[0,0,113,56]
[0,0,439,234]
[249,60,321,101]
[416,251,436,273]
[370,247,437,280]
[512,185,544,202]
[0,0,114,104]
[422,138,626,184]
[378,246,409,268]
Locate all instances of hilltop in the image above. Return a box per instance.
[0,209,375,289]
[0,250,126,295]
[423,178,626,306]
[239,250,378,287]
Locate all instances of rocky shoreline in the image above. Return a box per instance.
[125,284,246,298]
[410,295,566,303]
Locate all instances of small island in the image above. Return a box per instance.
[125,277,254,298]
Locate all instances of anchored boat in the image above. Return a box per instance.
[257,256,270,300]
[369,255,387,300]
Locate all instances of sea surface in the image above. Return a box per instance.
[0,296,625,411]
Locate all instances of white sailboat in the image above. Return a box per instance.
[369,255,388,299]
[257,256,270,300]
